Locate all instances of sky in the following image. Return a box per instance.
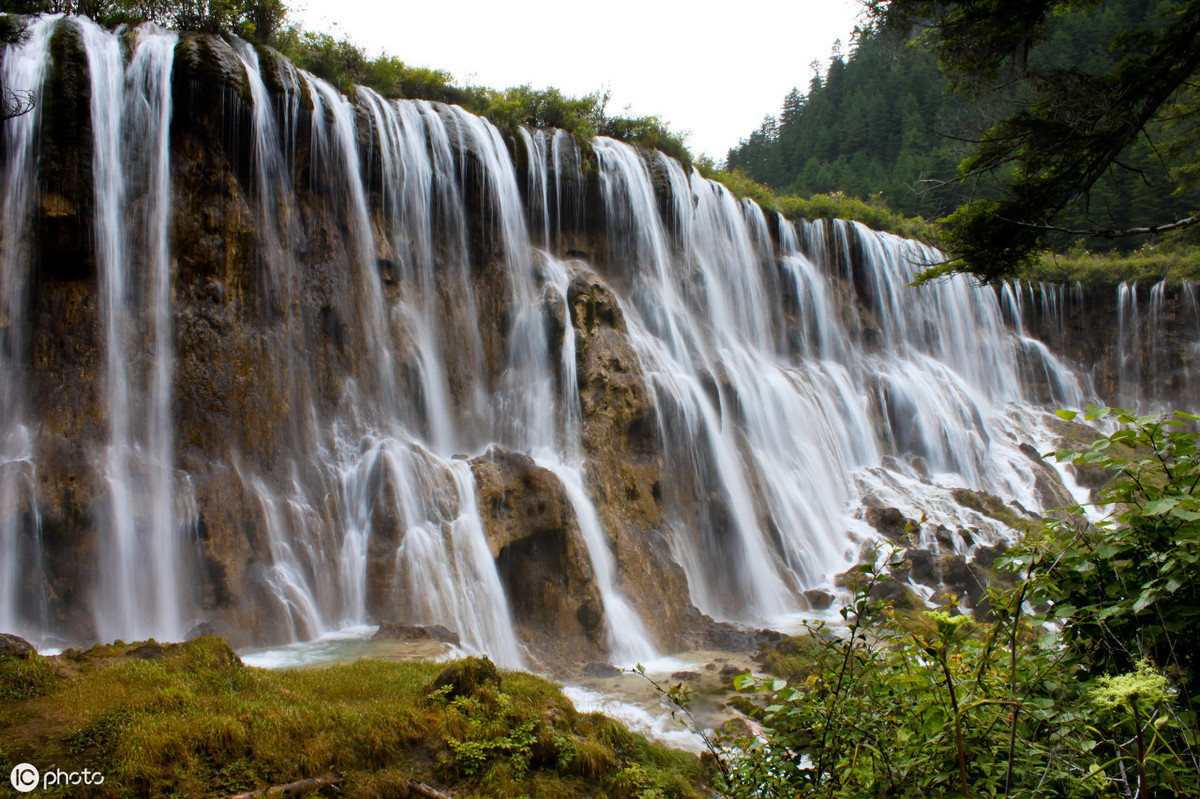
[293,0,865,162]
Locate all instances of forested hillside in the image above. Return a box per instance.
[727,0,1196,241]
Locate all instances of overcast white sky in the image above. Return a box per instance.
[294,0,864,161]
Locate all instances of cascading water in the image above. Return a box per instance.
[72,17,185,643]
[2,19,1196,663]
[0,14,58,641]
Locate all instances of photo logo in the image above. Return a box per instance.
[7,764,104,792]
[9,763,38,793]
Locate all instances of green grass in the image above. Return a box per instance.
[703,166,932,240]
[1019,239,1200,286]
[0,640,704,798]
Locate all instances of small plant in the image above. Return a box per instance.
[714,408,1200,798]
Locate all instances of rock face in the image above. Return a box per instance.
[0,634,35,658]
[470,446,608,665]
[3,21,1194,668]
[1004,281,1200,411]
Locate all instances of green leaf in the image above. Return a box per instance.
[1169,507,1200,522]
[1142,497,1178,515]
[1132,592,1157,613]
[1055,409,1078,421]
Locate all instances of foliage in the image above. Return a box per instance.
[708,167,930,239]
[1024,406,1200,688]
[728,563,1079,798]
[0,0,287,39]
[729,0,1200,281]
[1020,238,1200,286]
[0,12,36,118]
[0,650,62,699]
[0,638,704,798]
[863,0,1200,282]
[723,559,1197,798]
[2,1,693,165]
[267,25,689,166]
[720,409,1200,798]
[726,27,982,223]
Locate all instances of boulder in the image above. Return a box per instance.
[470,446,608,663]
[863,506,916,542]
[0,634,34,659]
[372,622,460,646]
[803,589,835,611]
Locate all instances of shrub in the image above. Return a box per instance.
[721,410,1200,798]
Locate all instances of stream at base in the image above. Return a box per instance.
[236,625,811,755]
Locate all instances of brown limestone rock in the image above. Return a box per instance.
[564,268,697,651]
[470,446,607,665]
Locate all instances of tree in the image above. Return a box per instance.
[0,14,35,120]
[866,0,1200,282]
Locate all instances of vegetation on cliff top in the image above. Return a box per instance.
[0,0,694,168]
[730,0,1200,283]
[1,0,931,234]
[0,640,704,798]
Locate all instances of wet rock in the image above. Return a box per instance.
[564,268,698,652]
[1018,443,1076,509]
[970,542,1008,571]
[903,548,937,585]
[687,613,782,652]
[803,589,835,611]
[938,554,988,607]
[670,671,701,682]
[0,634,34,659]
[867,579,923,612]
[470,446,608,662]
[186,622,221,641]
[372,622,461,646]
[719,664,743,678]
[950,488,1032,529]
[863,506,916,541]
[719,716,755,741]
[934,524,957,549]
[129,642,166,660]
[584,662,621,678]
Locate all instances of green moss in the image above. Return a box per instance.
[0,639,704,798]
[1018,239,1200,287]
[950,488,1026,529]
[704,167,931,240]
[758,635,824,683]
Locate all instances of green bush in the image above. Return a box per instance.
[705,168,930,240]
[721,409,1200,798]
[1027,406,1200,687]
[1019,239,1200,286]
[5,0,286,40]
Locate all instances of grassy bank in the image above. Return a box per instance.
[1017,239,1200,286]
[0,639,705,798]
[704,167,931,241]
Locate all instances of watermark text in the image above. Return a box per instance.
[9,763,105,792]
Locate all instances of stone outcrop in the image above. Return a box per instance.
[470,446,608,666]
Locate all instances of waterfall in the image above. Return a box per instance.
[73,18,184,643]
[1118,282,1143,409]
[0,14,58,641]
[3,21,1197,662]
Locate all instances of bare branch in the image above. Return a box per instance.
[992,210,1200,239]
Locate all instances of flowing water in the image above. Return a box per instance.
[0,18,1195,661]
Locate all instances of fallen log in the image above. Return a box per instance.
[406,780,455,799]
[224,774,342,798]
